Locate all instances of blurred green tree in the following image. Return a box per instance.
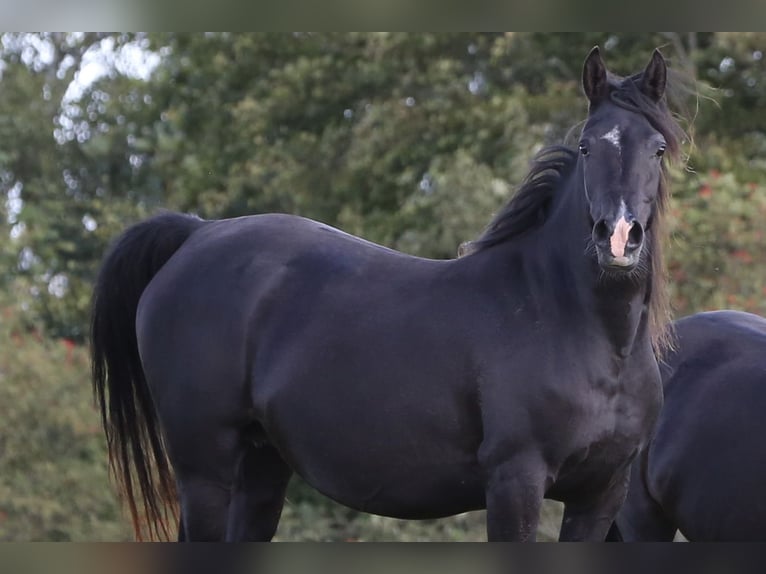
[2,32,766,542]
[3,31,766,339]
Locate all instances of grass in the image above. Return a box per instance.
[275,484,564,541]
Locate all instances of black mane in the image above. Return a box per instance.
[461,145,578,254]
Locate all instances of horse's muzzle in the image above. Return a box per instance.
[592,216,644,271]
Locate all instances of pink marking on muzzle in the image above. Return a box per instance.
[610,217,633,259]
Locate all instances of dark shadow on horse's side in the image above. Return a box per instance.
[608,310,766,541]
[91,47,685,541]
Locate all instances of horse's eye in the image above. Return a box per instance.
[579,143,589,157]
[656,144,666,158]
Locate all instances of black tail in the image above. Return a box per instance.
[91,211,206,540]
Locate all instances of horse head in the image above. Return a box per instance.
[580,47,671,273]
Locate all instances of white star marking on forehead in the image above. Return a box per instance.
[600,125,621,151]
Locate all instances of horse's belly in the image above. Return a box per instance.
[298,457,486,519]
[263,401,485,518]
[254,343,485,517]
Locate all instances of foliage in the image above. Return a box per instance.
[668,167,766,318]
[1,32,765,541]
[4,32,766,337]
[0,304,128,541]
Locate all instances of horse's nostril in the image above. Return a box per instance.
[627,222,644,248]
[593,220,611,243]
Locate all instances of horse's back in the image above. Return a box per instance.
[136,212,435,328]
[135,212,454,396]
[647,310,766,540]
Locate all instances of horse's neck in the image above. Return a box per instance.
[545,178,651,358]
[592,276,651,359]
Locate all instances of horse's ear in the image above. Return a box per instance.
[582,46,608,105]
[640,49,667,103]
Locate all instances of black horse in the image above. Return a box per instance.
[92,47,684,541]
[608,310,766,541]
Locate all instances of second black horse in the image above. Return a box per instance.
[609,310,766,541]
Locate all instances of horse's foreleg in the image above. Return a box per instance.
[609,460,676,541]
[225,443,293,541]
[558,468,630,541]
[484,457,547,541]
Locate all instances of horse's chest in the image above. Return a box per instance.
[557,432,636,490]
[550,376,659,497]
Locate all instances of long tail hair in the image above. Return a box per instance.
[91,211,206,540]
